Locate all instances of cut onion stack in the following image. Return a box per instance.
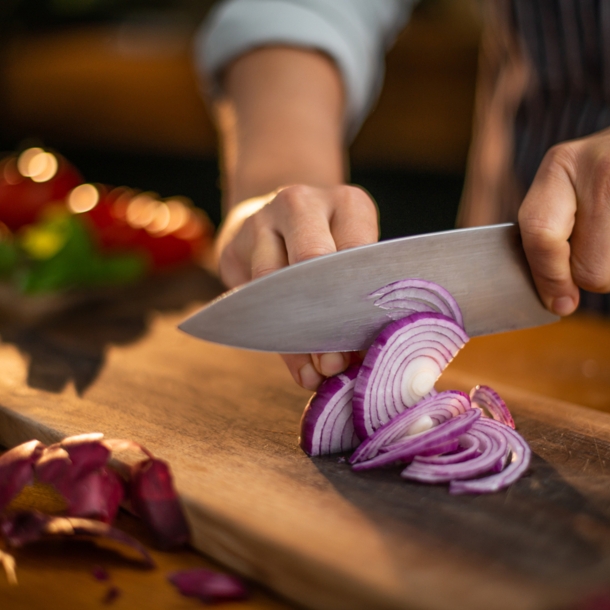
[298,279,531,495]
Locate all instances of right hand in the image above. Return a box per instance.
[215,184,379,390]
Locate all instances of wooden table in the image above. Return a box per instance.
[0,267,609,609]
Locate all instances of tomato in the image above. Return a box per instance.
[0,152,83,231]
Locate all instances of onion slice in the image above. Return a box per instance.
[470,385,515,429]
[299,365,360,456]
[350,390,471,464]
[401,421,508,483]
[449,419,531,494]
[353,408,480,471]
[370,278,464,327]
[352,312,469,439]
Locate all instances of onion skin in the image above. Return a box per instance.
[352,312,469,439]
[0,441,45,512]
[168,568,249,603]
[130,457,191,549]
[299,365,360,457]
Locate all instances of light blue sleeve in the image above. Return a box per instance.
[194,0,415,138]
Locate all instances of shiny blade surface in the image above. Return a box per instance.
[179,224,558,352]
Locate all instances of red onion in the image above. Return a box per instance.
[401,421,508,483]
[299,364,360,456]
[0,512,155,567]
[470,385,515,429]
[352,312,469,439]
[350,390,471,464]
[130,457,190,549]
[168,568,249,603]
[449,419,531,494]
[0,440,44,512]
[353,407,480,471]
[370,278,464,327]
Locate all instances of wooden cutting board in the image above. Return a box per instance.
[0,269,609,610]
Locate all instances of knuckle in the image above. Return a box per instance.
[274,185,313,212]
[571,258,610,292]
[518,214,562,252]
[292,243,335,263]
[541,142,577,175]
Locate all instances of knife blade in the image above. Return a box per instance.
[179,223,558,353]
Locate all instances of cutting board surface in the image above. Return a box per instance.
[0,272,610,610]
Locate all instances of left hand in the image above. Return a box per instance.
[518,128,610,315]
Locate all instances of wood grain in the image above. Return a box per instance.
[0,275,609,610]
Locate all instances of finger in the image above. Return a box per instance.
[282,353,324,390]
[250,226,289,280]
[330,186,379,250]
[569,153,610,293]
[518,146,580,315]
[274,186,337,264]
[311,352,350,377]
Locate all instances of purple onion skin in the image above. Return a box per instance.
[352,312,469,440]
[168,568,249,603]
[130,458,190,549]
[300,364,360,457]
[66,467,124,524]
[0,440,45,512]
[0,512,155,567]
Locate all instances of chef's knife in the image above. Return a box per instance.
[179,223,558,353]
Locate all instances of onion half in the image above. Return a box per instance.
[299,365,360,456]
[352,312,469,439]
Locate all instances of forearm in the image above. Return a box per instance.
[215,46,347,211]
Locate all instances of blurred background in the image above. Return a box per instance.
[0,0,482,240]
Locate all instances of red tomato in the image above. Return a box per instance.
[0,153,83,231]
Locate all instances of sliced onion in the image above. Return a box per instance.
[299,365,360,456]
[353,407,480,471]
[351,390,471,463]
[412,434,480,465]
[401,420,508,483]
[352,312,469,439]
[470,385,515,429]
[449,419,531,494]
[370,278,464,327]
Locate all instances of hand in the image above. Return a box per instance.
[215,184,379,389]
[518,128,610,316]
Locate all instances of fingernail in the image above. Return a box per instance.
[552,296,575,316]
[299,363,323,391]
[319,353,346,376]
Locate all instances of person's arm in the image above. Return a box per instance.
[213,46,379,390]
[518,128,610,316]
